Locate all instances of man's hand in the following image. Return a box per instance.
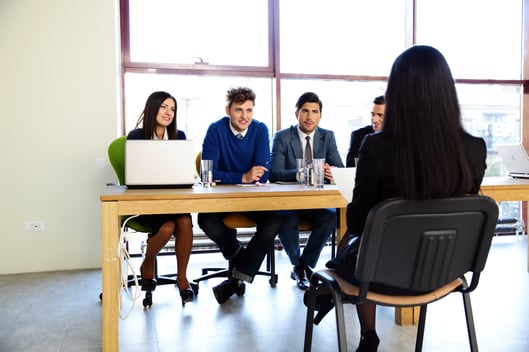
[242,165,268,183]
[324,163,335,182]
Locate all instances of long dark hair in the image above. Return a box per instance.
[383,45,473,199]
[135,91,178,139]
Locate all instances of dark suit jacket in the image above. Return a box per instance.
[345,125,374,167]
[270,125,344,182]
[347,131,487,235]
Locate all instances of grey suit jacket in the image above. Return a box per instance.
[270,125,344,182]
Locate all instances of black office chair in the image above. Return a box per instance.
[304,195,498,352]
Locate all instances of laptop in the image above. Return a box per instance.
[496,144,529,178]
[331,167,356,203]
[125,140,196,188]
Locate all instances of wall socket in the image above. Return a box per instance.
[25,221,45,232]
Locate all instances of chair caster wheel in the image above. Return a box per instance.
[236,282,246,296]
[269,274,278,287]
[143,291,153,307]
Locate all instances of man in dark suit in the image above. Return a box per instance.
[345,95,385,167]
[270,92,344,290]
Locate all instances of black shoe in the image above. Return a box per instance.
[291,265,310,291]
[303,285,334,324]
[212,278,245,304]
[139,264,157,292]
[356,330,380,352]
[140,278,157,292]
[178,282,198,306]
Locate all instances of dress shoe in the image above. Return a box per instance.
[179,288,194,306]
[291,265,310,290]
[356,329,380,352]
[303,285,334,324]
[178,282,198,306]
[140,264,157,291]
[212,277,245,304]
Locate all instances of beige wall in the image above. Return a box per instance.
[0,0,121,274]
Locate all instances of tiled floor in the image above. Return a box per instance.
[0,235,527,351]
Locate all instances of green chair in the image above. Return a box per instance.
[107,136,197,307]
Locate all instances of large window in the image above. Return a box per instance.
[127,0,270,68]
[279,0,406,76]
[416,0,523,79]
[121,0,528,185]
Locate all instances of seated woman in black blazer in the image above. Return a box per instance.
[311,46,487,352]
[127,91,195,306]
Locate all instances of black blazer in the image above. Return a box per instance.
[347,131,487,235]
[345,125,374,167]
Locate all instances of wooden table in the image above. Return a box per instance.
[481,177,529,272]
[100,184,347,351]
[396,176,529,326]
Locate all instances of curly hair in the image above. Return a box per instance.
[226,87,256,108]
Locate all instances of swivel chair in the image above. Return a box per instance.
[304,195,498,352]
[106,136,197,307]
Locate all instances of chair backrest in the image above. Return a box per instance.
[107,136,152,233]
[195,151,202,176]
[355,195,498,292]
[108,136,127,185]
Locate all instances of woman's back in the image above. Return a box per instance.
[347,45,487,236]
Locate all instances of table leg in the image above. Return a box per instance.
[395,306,421,325]
[337,207,347,243]
[101,202,121,351]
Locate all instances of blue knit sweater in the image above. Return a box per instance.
[202,117,271,184]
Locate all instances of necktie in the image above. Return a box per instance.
[236,133,243,140]
[305,136,312,164]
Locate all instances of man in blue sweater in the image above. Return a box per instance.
[198,87,281,304]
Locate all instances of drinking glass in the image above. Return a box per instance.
[296,158,306,184]
[200,159,213,187]
[312,158,325,189]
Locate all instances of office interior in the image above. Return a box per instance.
[1,0,528,351]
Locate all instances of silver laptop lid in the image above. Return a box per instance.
[496,144,529,178]
[125,140,196,188]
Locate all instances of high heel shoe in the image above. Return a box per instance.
[303,286,335,324]
[178,281,198,306]
[356,329,380,352]
[139,264,157,292]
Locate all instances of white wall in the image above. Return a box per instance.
[0,0,120,274]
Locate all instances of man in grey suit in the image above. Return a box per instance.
[270,92,344,290]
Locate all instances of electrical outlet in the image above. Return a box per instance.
[25,221,45,232]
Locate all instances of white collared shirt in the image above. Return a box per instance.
[153,128,169,140]
[229,122,248,139]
